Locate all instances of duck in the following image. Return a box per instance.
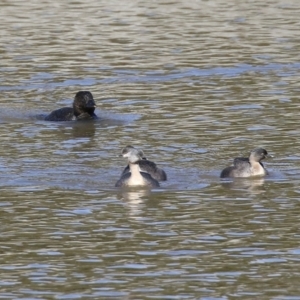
[115,145,160,188]
[121,147,167,181]
[220,148,269,178]
[44,91,98,121]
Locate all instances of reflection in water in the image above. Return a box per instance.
[71,121,97,138]
[221,177,266,194]
[117,188,151,219]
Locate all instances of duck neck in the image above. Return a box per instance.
[249,160,266,175]
[129,162,142,178]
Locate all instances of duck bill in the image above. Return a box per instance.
[86,101,96,109]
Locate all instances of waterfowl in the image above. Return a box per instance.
[115,146,160,188]
[220,148,269,178]
[45,91,98,121]
[121,147,167,181]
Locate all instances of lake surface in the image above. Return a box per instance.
[1,0,300,299]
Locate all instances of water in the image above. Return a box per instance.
[1,0,300,299]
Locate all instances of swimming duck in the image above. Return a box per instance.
[45,91,98,121]
[121,147,167,181]
[220,148,269,178]
[115,146,160,188]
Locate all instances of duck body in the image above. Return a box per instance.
[44,107,74,121]
[122,158,167,181]
[116,166,160,188]
[45,91,98,121]
[220,148,269,178]
[115,146,160,188]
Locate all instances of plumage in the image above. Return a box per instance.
[115,146,160,188]
[121,157,167,181]
[220,148,269,178]
[45,91,98,121]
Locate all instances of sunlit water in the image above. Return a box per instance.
[1,0,300,299]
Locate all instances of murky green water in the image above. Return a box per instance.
[1,0,300,299]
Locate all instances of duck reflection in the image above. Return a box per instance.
[221,177,266,194]
[70,121,97,138]
[118,189,151,218]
